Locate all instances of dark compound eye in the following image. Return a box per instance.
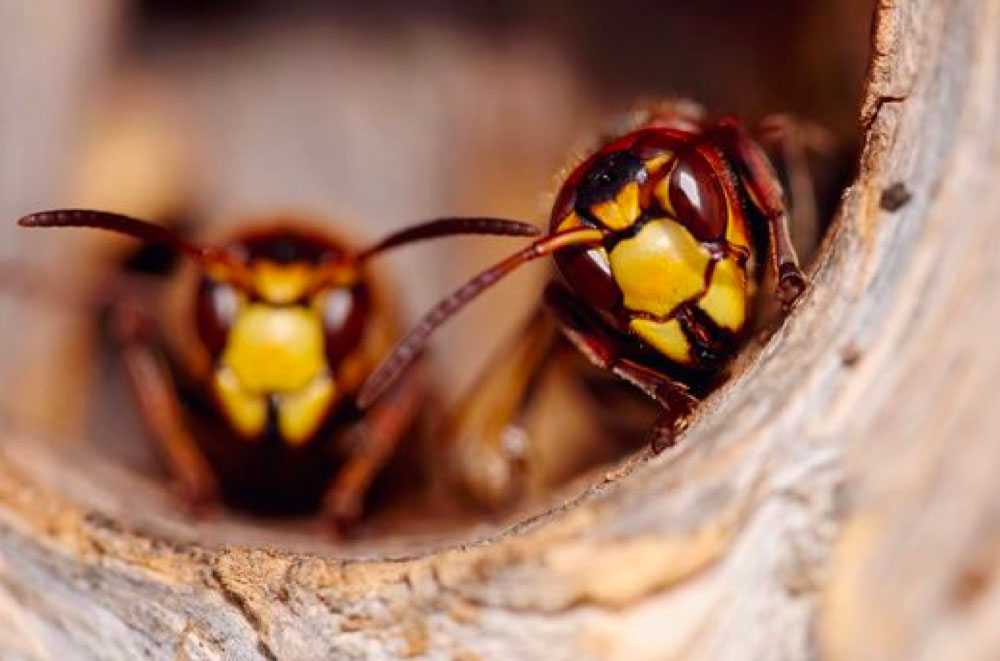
[667,151,728,241]
[316,284,370,367]
[196,279,244,357]
[575,151,646,212]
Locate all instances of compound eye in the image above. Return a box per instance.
[196,279,245,356]
[668,152,728,241]
[313,284,369,366]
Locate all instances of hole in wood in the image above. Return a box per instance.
[4,1,870,559]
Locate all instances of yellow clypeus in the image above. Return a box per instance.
[214,303,339,443]
[222,304,326,394]
[608,219,710,317]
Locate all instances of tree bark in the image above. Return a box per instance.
[2,0,999,659]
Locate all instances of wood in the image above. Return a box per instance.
[2,0,999,658]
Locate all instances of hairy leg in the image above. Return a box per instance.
[444,305,564,509]
[757,114,835,261]
[323,368,425,530]
[113,301,218,508]
[544,282,697,453]
[713,117,809,308]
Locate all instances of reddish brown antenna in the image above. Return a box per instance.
[308,216,541,289]
[17,209,254,285]
[355,217,541,262]
[357,226,605,408]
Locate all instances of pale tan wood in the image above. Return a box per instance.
[0,1,122,442]
[1,0,998,659]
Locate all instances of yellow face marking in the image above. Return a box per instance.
[643,153,672,176]
[591,181,641,230]
[698,258,749,332]
[222,304,327,393]
[277,375,337,445]
[630,319,692,365]
[214,303,340,443]
[609,219,710,317]
[725,211,751,250]
[653,175,675,216]
[214,367,268,439]
[253,260,315,304]
[557,211,583,232]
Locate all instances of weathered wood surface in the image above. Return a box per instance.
[1,0,999,659]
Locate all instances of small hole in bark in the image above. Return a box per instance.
[880,182,913,212]
[841,343,864,367]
